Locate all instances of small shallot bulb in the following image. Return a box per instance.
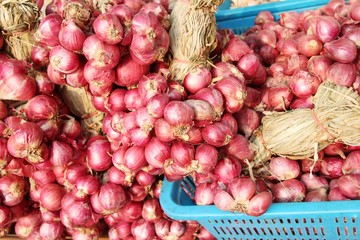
[40,183,66,211]
[164,101,194,126]
[202,121,233,147]
[0,174,25,206]
[271,179,306,202]
[141,198,162,223]
[144,137,171,168]
[221,36,252,62]
[195,182,218,205]
[97,182,128,214]
[289,70,321,98]
[49,45,80,74]
[214,157,242,184]
[86,136,113,172]
[343,150,360,175]
[59,19,86,52]
[15,210,42,238]
[297,34,323,57]
[23,94,60,121]
[183,67,212,94]
[93,12,124,45]
[75,175,100,198]
[337,174,360,199]
[324,38,357,63]
[268,157,300,180]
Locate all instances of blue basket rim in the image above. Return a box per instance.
[160,177,360,221]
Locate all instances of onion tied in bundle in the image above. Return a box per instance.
[250,82,360,165]
[0,0,40,61]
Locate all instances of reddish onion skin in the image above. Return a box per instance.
[289,70,321,98]
[97,182,128,214]
[300,173,329,192]
[0,73,37,101]
[58,19,86,52]
[144,137,171,168]
[320,157,344,179]
[214,157,242,184]
[297,34,323,57]
[35,13,62,47]
[337,174,360,199]
[115,54,150,87]
[343,151,360,175]
[0,174,25,206]
[14,210,42,238]
[23,94,60,121]
[221,36,253,62]
[267,157,300,181]
[224,134,254,162]
[40,183,66,211]
[183,67,212,94]
[49,45,80,74]
[131,219,155,240]
[326,62,356,87]
[86,136,113,172]
[323,38,357,64]
[271,179,306,203]
[311,16,341,43]
[268,86,294,111]
[93,12,124,45]
[304,188,328,202]
[31,43,50,68]
[138,73,168,102]
[202,121,233,147]
[307,55,332,82]
[246,191,273,217]
[164,101,194,126]
[233,106,261,139]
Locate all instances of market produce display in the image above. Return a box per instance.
[1,0,360,239]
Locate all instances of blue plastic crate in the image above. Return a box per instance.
[215,0,330,34]
[160,176,360,240]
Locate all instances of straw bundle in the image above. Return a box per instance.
[250,82,360,165]
[0,0,40,61]
[168,0,223,82]
[59,86,104,136]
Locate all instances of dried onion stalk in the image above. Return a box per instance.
[168,0,223,82]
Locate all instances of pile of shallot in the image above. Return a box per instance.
[1,0,360,239]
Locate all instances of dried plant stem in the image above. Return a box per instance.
[168,0,223,82]
[250,82,360,165]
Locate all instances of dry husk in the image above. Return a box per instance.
[59,85,104,136]
[0,0,40,61]
[168,0,223,82]
[250,82,360,165]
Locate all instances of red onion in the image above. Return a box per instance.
[75,175,100,198]
[64,162,89,188]
[233,106,261,138]
[228,177,257,209]
[35,13,62,46]
[14,210,42,238]
[328,187,350,201]
[96,182,128,214]
[267,157,300,181]
[147,94,169,118]
[59,19,86,52]
[123,0,145,14]
[289,70,321,98]
[49,45,80,74]
[124,88,147,111]
[304,188,328,202]
[195,182,218,205]
[192,144,218,174]
[326,62,356,87]
[0,205,11,228]
[214,157,242,184]
[31,43,50,68]
[0,138,11,170]
[343,151,360,175]
[82,34,120,70]
[163,101,194,127]
[40,183,65,211]
[236,53,261,81]
[202,121,233,147]
[61,117,81,139]
[31,169,56,186]
[49,140,73,167]
[276,38,298,56]
[39,221,65,240]
[323,142,346,159]
[86,136,112,172]
[7,122,46,164]
[131,219,155,240]
[0,73,36,101]
[222,36,253,62]
[47,63,67,85]
[93,13,124,45]
[0,174,25,206]
[320,157,344,179]
[115,54,150,87]
[271,179,306,202]
[138,73,168,102]
[343,27,360,47]
[23,94,60,121]
[246,191,273,217]
[167,80,187,101]
[190,88,224,121]
[141,198,162,223]
[310,16,341,43]
[65,61,88,88]
[170,141,195,168]
[224,134,254,163]
[145,137,170,168]
[307,55,332,82]
[185,99,216,127]
[300,173,329,192]
[140,2,170,30]
[105,88,127,113]
[70,227,100,240]
[124,146,146,172]
[349,0,360,21]
[135,170,155,187]
[324,38,357,64]
[128,183,148,201]
[337,174,360,199]
[254,10,274,25]
[279,11,299,30]
[184,67,212,94]
[258,29,277,48]
[259,45,279,66]
[107,166,134,187]
[268,86,294,111]
[211,61,244,81]
[110,4,134,46]
[213,76,247,113]
[296,34,323,57]
[213,189,235,212]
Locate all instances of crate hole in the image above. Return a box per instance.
[240,227,246,235]
[228,220,232,224]
[275,227,281,235]
[257,219,262,224]
[313,227,318,235]
[310,218,315,223]
[246,227,252,235]
[345,226,349,236]
[214,220,218,223]
[297,227,303,235]
[283,227,288,235]
[303,218,307,223]
[221,220,225,224]
[321,227,325,235]
[279,219,284,224]
[260,227,266,235]
[289,227,295,235]
[343,217,348,223]
[226,227,232,235]
[232,227,239,235]
[335,217,339,223]
[353,227,357,236]
[305,227,310,235]
[352,217,356,223]
[253,227,260,235]
[214,227,220,235]
[249,219,254,224]
[319,218,323,223]
[287,219,291,224]
[337,227,341,235]
[268,227,273,235]
[241,219,246,224]
[220,227,226,235]
[295,219,300,224]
